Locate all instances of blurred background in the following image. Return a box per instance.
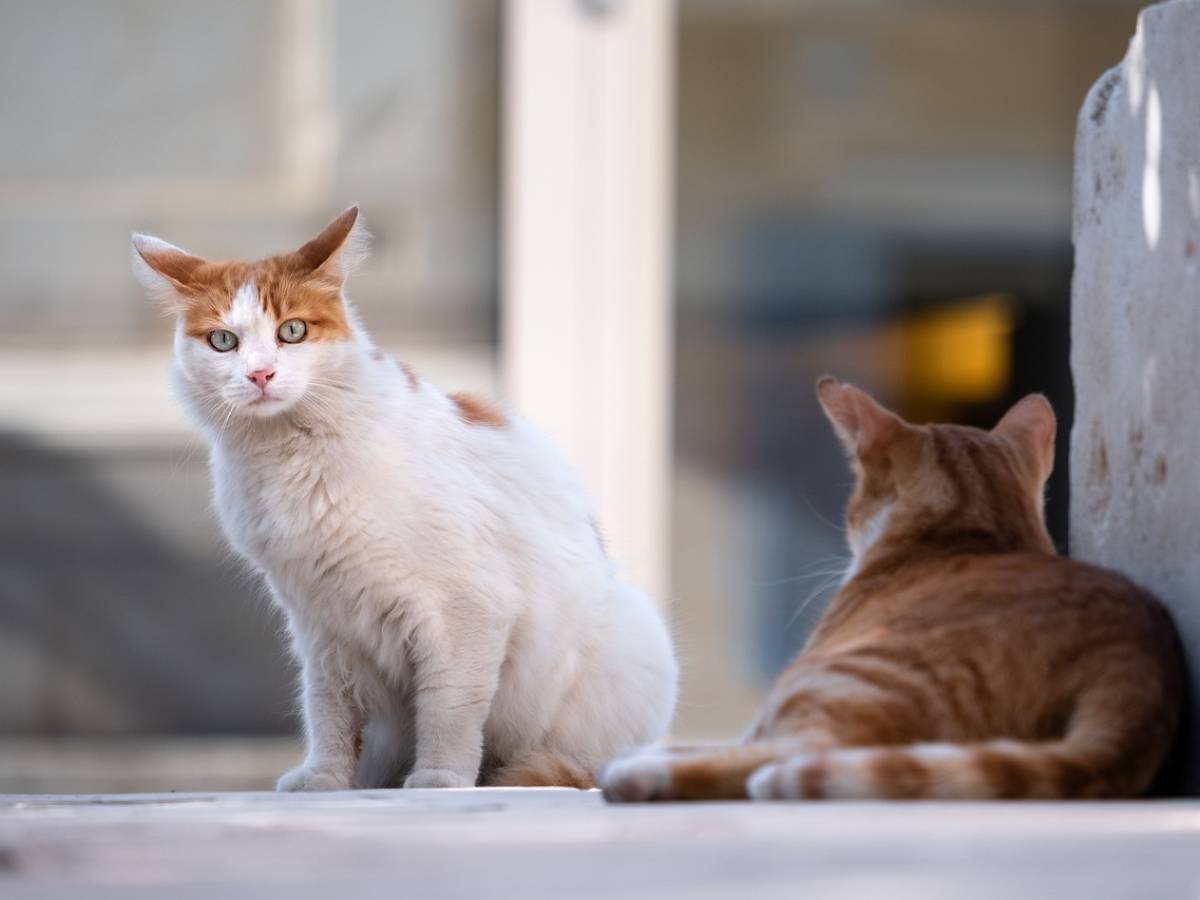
[0,0,1142,792]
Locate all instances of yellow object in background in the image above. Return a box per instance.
[900,294,1014,407]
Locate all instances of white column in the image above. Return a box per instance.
[501,0,675,601]
[1071,0,1200,792]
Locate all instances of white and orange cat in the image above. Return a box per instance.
[601,379,1182,801]
[132,207,678,790]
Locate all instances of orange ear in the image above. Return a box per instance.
[816,377,905,458]
[295,205,368,283]
[993,393,1056,481]
[131,234,208,307]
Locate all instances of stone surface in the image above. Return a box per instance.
[1,789,1199,897]
[1070,0,1200,790]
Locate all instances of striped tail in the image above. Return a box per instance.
[748,734,1161,801]
[602,697,1174,802]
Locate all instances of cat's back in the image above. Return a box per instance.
[761,552,1182,747]
[921,552,1169,643]
[821,551,1176,657]
[801,551,1180,732]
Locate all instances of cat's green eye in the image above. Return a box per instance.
[278,319,307,344]
[208,329,238,352]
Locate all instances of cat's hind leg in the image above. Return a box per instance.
[484,749,595,789]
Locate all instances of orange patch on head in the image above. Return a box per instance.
[133,206,364,345]
[166,257,351,343]
[256,259,352,342]
[450,392,505,427]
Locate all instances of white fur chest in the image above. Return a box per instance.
[213,439,341,568]
[210,428,415,623]
[209,412,482,676]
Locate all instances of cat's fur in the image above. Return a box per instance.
[601,378,1182,801]
[132,207,678,791]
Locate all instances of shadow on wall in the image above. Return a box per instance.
[0,433,295,736]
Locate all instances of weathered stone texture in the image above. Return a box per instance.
[1071,0,1200,788]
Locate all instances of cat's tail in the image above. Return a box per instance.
[602,688,1176,801]
[746,737,1132,801]
[486,750,596,790]
[601,736,1151,803]
[746,686,1175,801]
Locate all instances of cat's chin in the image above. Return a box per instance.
[240,395,297,419]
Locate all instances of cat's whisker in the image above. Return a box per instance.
[785,573,845,629]
[799,493,846,536]
[751,557,850,587]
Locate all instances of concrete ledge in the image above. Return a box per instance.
[2,789,1199,897]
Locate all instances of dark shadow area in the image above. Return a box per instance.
[0,433,294,735]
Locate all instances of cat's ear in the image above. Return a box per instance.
[816,377,905,459]
[294,205,369,284]
[993,393,1056,481]
[131,234,207,308]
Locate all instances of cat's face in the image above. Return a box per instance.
[132,207,365,425]
[817,377,1057,573]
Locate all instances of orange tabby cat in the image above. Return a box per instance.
[600,378,1182,801]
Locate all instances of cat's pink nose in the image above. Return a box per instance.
[247,368,275,390]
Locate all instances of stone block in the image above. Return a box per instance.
[1071,0,1200,790]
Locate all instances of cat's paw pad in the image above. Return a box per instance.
[276,766,351,793]
[598,750,671,802]
[403,768,474,789]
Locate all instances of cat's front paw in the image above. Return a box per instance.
[276,765,351,792]
[403,768,474,789]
